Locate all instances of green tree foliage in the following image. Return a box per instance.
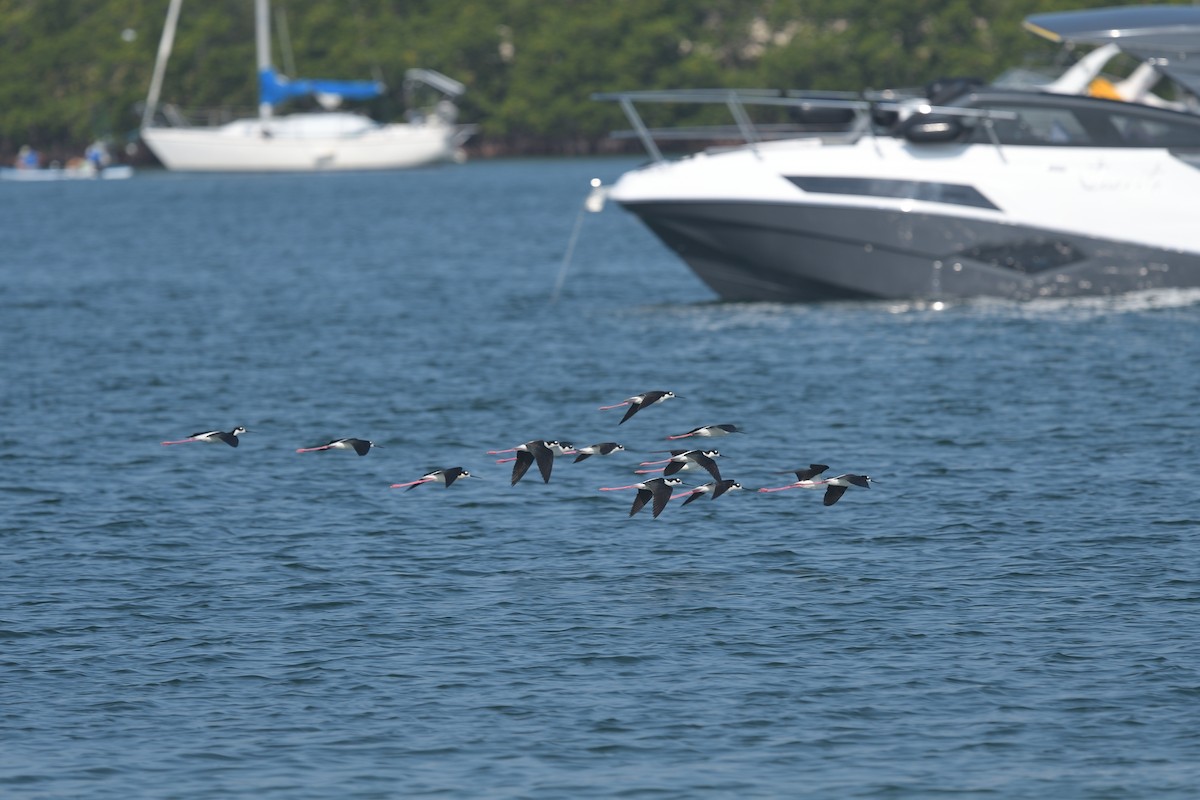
[0,0,1122,160]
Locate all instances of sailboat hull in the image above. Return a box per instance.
[142,114,464,172]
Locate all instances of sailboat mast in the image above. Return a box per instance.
[141,0,184,130]
[256,0,273,121]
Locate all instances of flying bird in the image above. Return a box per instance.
[820,474,875,506]
[757,464,831,493]
[638,449,722,481]
[161,427,249,448]
[665,424,742,440]
[572,442,625,462]
[488,440,574,485]
[758,466,874,505]
[390,467,474,490]
[599,390,679,424]
[296,437,378,456]
[674,479,744,506]
[599,477,684,518]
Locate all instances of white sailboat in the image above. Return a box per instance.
[140,0,473,172]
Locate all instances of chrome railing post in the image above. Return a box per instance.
[619,96,663,163]
[982,116,1007,163]
[726,92,760,151]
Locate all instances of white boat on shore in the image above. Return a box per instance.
[2,142,132,182]
[0,164,133,182]
[594,5,1200,302]
[140,0,473,172]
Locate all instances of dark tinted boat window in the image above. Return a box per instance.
[966,100,1200,148]
[787,176,998,209]
[1108,112,1200,147]
[967,106,1094,145]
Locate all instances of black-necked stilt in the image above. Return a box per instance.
[599,390,679,424]
[161,427,249,448]
[673,479,744,506]
[665,424,742,440]
[638,449,722,481]
[487,440,574,485]
[573,442,625,462]
[758,466,874,506]
[296,438,377,456]
[820,474,875,506]
[757,464,831,493]
[390,467,474,490]
[599,476,684,518]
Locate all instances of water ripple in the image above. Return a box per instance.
[1,162,1198,799]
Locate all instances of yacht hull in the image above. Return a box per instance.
[621,199,1200,301]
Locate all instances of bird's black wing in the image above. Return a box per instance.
[823,485,848,506]
[443,467,465,487]
[650,483,674,518]
[573,452,592,463]
[619,401,643,424]
[531,442,555,483]
[511,450,534,486]
[349,439,371,456]
[630,487,653,517]
[795,464,829,482]
[711,479,737,499]
[680,489,705,507]
[692,453,722,481]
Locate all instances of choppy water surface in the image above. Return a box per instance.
[2,160,1198,798]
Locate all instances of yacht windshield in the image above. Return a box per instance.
[964,98,1200,147]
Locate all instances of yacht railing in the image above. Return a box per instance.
[593,89,865,161]
[593,89,1018,161]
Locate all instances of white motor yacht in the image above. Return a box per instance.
[595,5,1200,301]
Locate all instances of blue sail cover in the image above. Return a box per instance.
[259,67,385,107]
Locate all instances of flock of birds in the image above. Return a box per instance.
[161,389,875,519]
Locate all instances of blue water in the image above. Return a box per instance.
[2,159,1199,799]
